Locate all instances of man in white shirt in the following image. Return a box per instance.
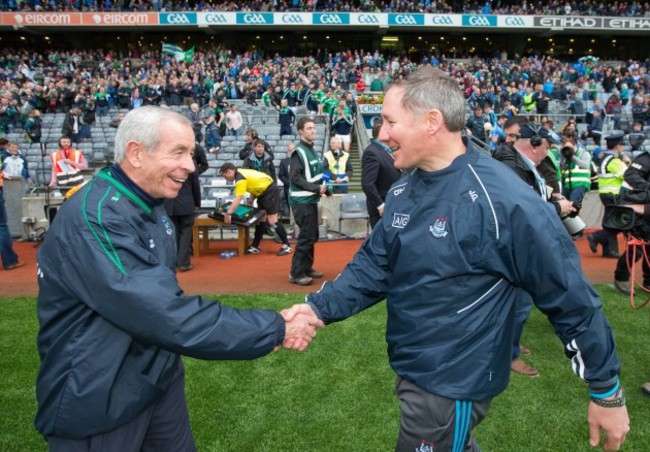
[225,103,243,137]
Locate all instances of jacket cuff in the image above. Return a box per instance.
[306,300,326,324]
[273,312,286,346]
[588,377,620,399]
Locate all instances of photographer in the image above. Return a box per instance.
[239,128,274,161]
[493,123,576,378]
[560,129,592,207]
[613,146,650,294]
[588,132,631,258]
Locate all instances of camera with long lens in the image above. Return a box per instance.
[561,145,575,159]
[602,205,644,235]
[562,202,586,236]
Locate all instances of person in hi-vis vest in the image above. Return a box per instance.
[322,136,353,194]
[49,136,88,187]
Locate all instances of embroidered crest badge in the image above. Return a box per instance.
[429,217,449,238]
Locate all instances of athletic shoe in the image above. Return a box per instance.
[277,245,292,256]
[587,235,598,254]
[246,246,261,254]
[307,269,324,278]
[289,275,313,286]
[5,261,25,271]
[511,359,540,377]
[614,279,632,294]
[641,382,650,395]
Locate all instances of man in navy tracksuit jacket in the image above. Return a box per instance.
[34,107,321,450]
[283,67,629,451]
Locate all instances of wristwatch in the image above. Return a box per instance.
[591,387,626,408]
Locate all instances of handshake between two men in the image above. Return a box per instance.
[280,303,323,351]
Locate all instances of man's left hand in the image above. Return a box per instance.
[588,403,629,450]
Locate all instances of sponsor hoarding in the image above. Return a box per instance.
[462,15,497,27]
[314,13,350,25]
[197,12,236,25]
[159,12,197,25]
[81,13,158,26]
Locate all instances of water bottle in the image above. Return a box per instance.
[220,251,237,259]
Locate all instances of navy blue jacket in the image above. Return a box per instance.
[35,166,285,438]
[308,147,620,401]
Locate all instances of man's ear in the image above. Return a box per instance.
[124,141,144,168]
[425,109,443,136]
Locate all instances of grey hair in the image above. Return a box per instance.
[389,66,466,132]
[113,106,193,163]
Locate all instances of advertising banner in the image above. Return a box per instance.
[80,13,158,26]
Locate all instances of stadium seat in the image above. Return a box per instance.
[338,193,369,237]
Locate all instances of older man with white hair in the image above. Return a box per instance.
[34,106,322,450]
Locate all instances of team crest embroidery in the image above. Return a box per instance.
[416,439,435,451]
[161,215,173,236]
[429,217,449,238]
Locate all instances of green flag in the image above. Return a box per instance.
[183,46,195,63]
[161,43,194,63]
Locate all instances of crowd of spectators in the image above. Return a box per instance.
[0,46,648,148]
[0,0,648,16]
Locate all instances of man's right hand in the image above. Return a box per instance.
[558,199,577,217]
[281,304,325,351]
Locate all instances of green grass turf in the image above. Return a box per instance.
[1,286,648,451]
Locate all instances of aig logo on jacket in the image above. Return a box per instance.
[392,213,410,228]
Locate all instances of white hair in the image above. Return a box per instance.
[113,106,192,163]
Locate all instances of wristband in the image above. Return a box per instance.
[591,387,625,408]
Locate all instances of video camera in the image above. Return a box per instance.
[602,205,645,236]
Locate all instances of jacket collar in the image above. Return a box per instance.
[96,165,160,214]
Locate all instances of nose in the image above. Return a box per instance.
[182,152,195,174]
[377,122,390,143]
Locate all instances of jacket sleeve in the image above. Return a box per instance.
[307,225,389,322]
[572,147,592,169]
[345,157,353,180]
[55,209,285,360]
[266,157,277,182]
[493,195,620,394]
[278,160,290,186]
[194,144,209,175]
[360,149,383,216]
[622,153,650,203]
[264,143,275,161]
[238,143,251,160]
[191,172,201,208]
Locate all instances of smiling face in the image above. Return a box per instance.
[378,87,429,170]
[128,119,196,199]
